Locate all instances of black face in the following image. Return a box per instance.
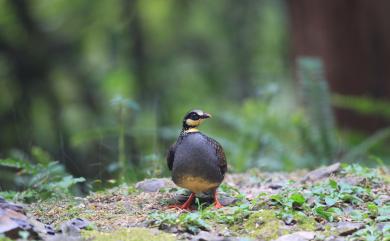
[185,111,201,121]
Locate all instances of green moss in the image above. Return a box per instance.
[239,210,318,240]
[383,174,390,184]
[82,228,176,241]
[0,236,14,241]
[293,212,317,231]
[243,210,286,240]
[321,224,334,237]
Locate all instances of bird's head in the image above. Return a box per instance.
[182,109,212,132]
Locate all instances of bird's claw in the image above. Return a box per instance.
[167,204,194,211]
[214,202,223,209]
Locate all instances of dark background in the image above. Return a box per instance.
[0,0,389,187]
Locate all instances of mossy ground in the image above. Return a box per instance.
[81,228,176,241]
[243,210,287,240]
[26,164,390,241]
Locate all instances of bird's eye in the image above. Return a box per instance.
[190,113,200,120]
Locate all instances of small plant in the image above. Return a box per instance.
[268,186,310,224]
[149,184,252,234]
[0,147,85,202]
[309,178,374,222]
[149,211,210,234]
[149,203,253,235]
[200,203,252,225]
[259,164,385,224]
[111,96,140,182]
[341,163,382,182]
[349,223,390,241]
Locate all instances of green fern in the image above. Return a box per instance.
[297,57,338,164]
[0,147,85,202]
[0,158,36,174]
[343,127,390,162]
[332,94,390,119]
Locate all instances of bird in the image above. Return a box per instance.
[167,109,227,210]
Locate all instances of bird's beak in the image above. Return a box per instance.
[201,113,212,119]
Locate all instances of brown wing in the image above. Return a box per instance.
[215,141,227,176]
[167,143,176,171]
[203,135,227,176]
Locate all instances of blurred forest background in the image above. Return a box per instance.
[0,0,389,191]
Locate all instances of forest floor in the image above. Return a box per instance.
[2,163,390,241]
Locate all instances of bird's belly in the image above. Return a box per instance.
[172,160,223,193]
[171,135,224,193]
[175,175,219,193]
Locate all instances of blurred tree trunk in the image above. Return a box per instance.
[0,0,60,152]
[224,0,259,100]
[0,0,102,179]
[288,0,390,131]
[120,0,146,168]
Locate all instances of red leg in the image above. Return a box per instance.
[169,193,196,210]
[213,190,223,209]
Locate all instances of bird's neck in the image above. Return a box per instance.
[181,126,200,134]
[185,128,199,133]
[182,121,200,134]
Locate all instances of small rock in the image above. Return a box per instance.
[324,236,346,241]
[233,238,256,241]
[307,197,317,208]
[227,238,255,241]
[302,163,340,182]
[268,183,284,189]
[136,179,167,192]
[29,216,53,237]
[274,231,316,241]
[0,201,41,240]
[46,233,84,241]
[0,200,25,214]
[219,196,238,206]
[61,223,82,237]
[377,195,390,205]
[338,176,364,186]
[69,218,90,230]
[50,217,91,241]
[45,224,56,235]
[377,222,390,232]
[158,223,178,233]
[191,231,224,241]
[133,220,150,228]
[335,222,365,236]
[60,218,90,236]
[190,231,252,241]
[0,209,26,234]
[179,232,194,240]
[282,215,296,225]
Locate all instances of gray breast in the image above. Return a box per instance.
[172,133,223,184]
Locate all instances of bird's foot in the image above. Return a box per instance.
[213,190,224,209]
[168,204,194,211]
[168,192,196,211]
[214,202,223,209]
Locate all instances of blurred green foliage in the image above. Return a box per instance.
[0,147,85,202]
[298,58,338,164]
[333,94,390,120]
[0,0,388,192]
